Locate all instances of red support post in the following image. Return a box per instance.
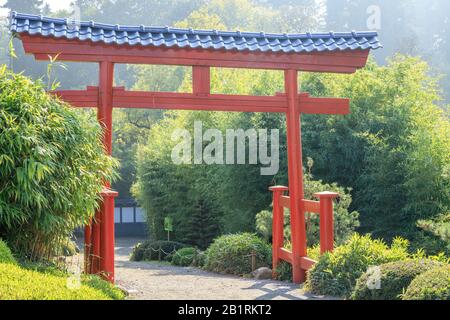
[98,61,115,158]
[91,212,101,274]
[83,61,118,282]
[84,222,92,273]
[314,192,339,254]
[192,66,210,95]
[284,69,307,284]
[99,189,118,282]
[96,61,117,283]
[269,186,289,278]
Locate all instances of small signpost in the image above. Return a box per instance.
[164,217,173,241]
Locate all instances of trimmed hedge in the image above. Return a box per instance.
[130,240,187,261]
[171,247,197,267]
[204,233,271,276]
[402,265,450,300]
[0,240,16,264]
[352,259,444,300]
[0,263,124,300]
[305,234,410,298]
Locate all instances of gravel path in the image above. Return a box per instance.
[113,238,335,300]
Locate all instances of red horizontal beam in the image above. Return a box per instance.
[278,248,316,270]
[300,257,316,270]
[279,248,293,264]
[51,87,350,115]
[302,96,350,115]
[52,86,99,107]
[280,196,291,209]
[302,199,320,214]
[20,34,369,73]
[112,88,286,113]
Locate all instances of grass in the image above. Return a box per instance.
[0,263,125,300]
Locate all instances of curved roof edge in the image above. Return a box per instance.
[10,12,382,54]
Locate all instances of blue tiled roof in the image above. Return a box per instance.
[10,12,382,53]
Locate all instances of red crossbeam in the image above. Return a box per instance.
[300,257,316,271]
[279,248,293,264]
[278,248,317,271]
[302,199,321,214]
[51,87,349,115]
[53,86,99,107]
[21,35,369,73]
[113,88,287,113]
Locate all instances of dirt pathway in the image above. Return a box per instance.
[113,238,335,300]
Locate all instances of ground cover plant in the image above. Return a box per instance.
[305,234,410,298]
[352,259,444,300]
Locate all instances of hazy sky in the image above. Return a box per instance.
[0,0,73,15]
[43,0,73,11]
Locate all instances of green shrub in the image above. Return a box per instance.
[204,233,271,276]
[352,259,444,300]
[61,240,80,257]
[305,234,410,298]
[0,66,118,260]
[49,239,80,257]
[130,240,187,261]
[192,250,207,268]
[172,247,197,267]
[0,240,16,264]
[402,265,450,300]
[275,261,292,282]
[0,263,124,300]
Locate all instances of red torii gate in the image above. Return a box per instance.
[11,12,380,284]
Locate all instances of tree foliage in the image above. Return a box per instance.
[301,56,450,246]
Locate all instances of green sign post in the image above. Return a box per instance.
[164,217,173,241]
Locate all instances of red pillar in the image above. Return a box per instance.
[98,61,114,158]
[100,189,118,282]
[91,211,102,274]
[284,69,307,284]
[314,192,339,254]
[269,186,289,278]
[192,66,210,95]
[85,61,117,282]
[98,61,116,282]
[84,221,92,273]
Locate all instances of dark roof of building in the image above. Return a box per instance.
[10,12,382,54]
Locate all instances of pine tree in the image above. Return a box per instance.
[185,200,221,250]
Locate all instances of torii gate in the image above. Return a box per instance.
[10,12,381,284]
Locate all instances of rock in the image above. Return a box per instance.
[252,267,273,280]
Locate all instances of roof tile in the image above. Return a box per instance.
[10,12,382,53]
